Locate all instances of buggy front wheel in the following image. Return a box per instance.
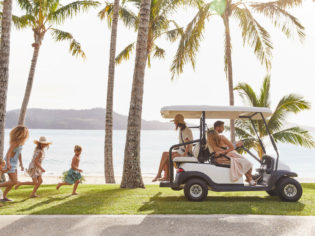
[277,177,302,202]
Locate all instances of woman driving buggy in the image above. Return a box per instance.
[152,114,193,182]
[207,121,256,186]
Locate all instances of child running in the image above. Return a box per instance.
[0,125,29,202]
[56,145,83,195]
[15,136,51,198]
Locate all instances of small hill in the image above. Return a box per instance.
[5,108,174,130]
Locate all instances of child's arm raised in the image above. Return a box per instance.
[34,151,45,172]
[18,153,24,171]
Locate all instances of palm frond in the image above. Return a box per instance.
[234,82,259,107]
[98,2,137,29]
[272,0,302,9]
[153,44,165,59]
[258,75,271,107]
[170,3,211,79]
[17,0,33,14]
[98,2,113,27]
[268,94,311,131]
[250,1,305,41]
[49,1,100,24]
[273,126,315,148]
[12,14,35,29]
[115,42,135,64]
[163,20,184,42]
[119,4,137,29]
[50,28,86,59]
[233,6,273,70]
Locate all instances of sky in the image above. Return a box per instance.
[6,0,315,127]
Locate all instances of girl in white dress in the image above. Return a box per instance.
[15,136,51,198]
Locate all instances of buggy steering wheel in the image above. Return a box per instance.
[235,139,250,151]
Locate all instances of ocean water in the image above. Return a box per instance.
[3,129,315,178]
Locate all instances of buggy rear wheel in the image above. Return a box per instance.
[184,178,208,201]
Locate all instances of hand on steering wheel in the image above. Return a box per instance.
[235,139,248,150]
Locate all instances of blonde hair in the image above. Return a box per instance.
[74,145,82,152]
[207,129,222,148]
[10,125,29,146]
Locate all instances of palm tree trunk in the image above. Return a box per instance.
[18,42,41,125]
[223,13,235,143]
[104,0,120,184]
[0,0,13,161]
[120,0,151,189]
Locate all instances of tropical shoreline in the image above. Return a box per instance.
[17,174,315,185]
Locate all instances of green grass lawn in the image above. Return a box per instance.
[0,184,314,215]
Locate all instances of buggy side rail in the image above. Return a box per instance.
[169,139,202,183]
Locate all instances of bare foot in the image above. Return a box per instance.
[30,195,39,198]
[152,176,161,182]
[72,193,78,195]
[158,177,169,182]
[14,182,21,190]
[56,183,61,190]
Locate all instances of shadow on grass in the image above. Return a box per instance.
[17,195,72,213]
[137,192,305,215]
[28,187,132,214]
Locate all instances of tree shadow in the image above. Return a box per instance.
[137,192,305,215]
[17,195,72,213]
[28,187,131,215]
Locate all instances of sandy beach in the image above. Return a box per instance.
[17,174,159,185]
[16,174,314,185]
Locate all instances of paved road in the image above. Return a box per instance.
[0,215,314,236]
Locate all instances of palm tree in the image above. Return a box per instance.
[0,0,13,182]
[12,0,99,125]
[120,0,151,188]
[99,0,120,184]
[98,0,191,185]
[99,0,194,68]
[234,75,315,158]
[171,0,305,142]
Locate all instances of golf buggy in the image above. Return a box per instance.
[160,105,302,202]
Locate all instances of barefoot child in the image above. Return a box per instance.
[0,125,29,202]
[15,136,51,198]
[56,145,83,195]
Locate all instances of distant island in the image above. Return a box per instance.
[5,108,174,130]
[5,108,315,132]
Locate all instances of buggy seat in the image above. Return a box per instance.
[207,143,231,168]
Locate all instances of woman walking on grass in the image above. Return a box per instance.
[15,136,51,198]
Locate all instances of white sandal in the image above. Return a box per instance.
[249,180,256,186]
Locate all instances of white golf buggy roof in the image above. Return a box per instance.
[161,105,272,120]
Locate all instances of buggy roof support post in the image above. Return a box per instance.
[259,112,280,171]
[248,113,266,155]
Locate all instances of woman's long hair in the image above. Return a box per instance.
[9,126,29,147]
[207,129,221,148]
